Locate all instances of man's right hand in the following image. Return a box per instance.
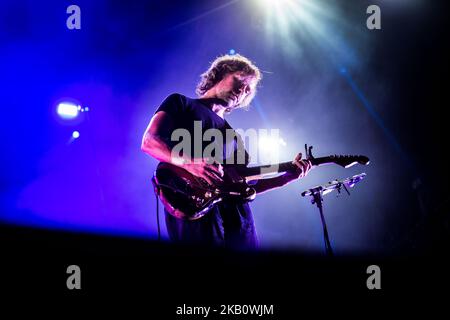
[181,158,224,186]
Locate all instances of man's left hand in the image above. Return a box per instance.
[291,152,312,179]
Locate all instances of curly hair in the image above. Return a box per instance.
[196,54,262,108]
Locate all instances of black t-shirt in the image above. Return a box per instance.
[154,93,258,249]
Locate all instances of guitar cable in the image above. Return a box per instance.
[151,176,161,241]
[155,193,161,241]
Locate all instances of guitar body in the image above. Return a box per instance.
[152,150,369,220]
[153,162,256,220]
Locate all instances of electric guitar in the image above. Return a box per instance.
[152,146,369,220]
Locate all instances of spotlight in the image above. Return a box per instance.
[258,134,287,163]
[229,49,236,55]
[57,102,79,120]
[72,131,80,139]
[259,0,293,10]
[259,135,282,152]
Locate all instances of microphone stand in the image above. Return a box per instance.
[301,173,366,257]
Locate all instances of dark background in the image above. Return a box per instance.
[0,0,449,309]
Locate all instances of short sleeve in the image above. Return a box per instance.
[154,93,187,117]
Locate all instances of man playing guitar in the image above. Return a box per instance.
[141,54,312,248]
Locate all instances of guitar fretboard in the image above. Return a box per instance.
[233,157,340,178]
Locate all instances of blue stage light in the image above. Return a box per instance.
[72,131,80,139]
[229,49,236,55]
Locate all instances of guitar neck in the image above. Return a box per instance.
[235,156,337,178]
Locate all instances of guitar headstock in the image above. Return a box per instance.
[329,155,370,168]
[304,144,370,168]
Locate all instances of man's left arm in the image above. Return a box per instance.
[249,153,312,195]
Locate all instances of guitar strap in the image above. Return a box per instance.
[224,121,251,166]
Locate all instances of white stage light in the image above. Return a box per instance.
[57,102,79,120]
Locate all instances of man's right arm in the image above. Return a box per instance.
[141,111,181,164]
[141,111,223,185]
